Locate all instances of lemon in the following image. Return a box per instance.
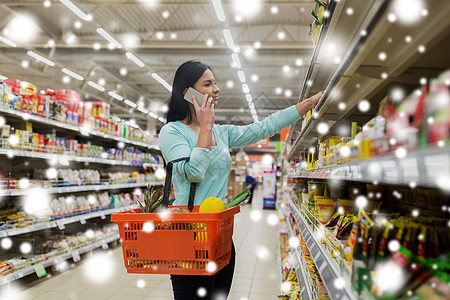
[199,197,226,213]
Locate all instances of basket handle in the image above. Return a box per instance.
[162,157,197,212]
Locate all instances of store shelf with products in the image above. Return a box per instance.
[0,232,119,286]
[287,145,450,189]
[0,105,159,151]
[286,193,357,300]
[281,204,317,300]
[3,181,161,196]
[0,204,138,238]
[287,0,450,160]
[286,0,386,154]
[0,148,162,169]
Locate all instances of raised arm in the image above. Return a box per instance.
[226,91,323,148]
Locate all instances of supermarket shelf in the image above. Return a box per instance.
[0,205,138,238]
[286,195,357,300]
[282,206,315,300]
[5,181,162,197]
[287,0,382,159]
[0,106,159,151]
[0,149,161,168]
[288,0,450,160]
[0,233,119,286]
[287,146,450,189]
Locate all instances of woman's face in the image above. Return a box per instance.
[193,69,220,106]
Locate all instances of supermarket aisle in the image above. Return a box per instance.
[8,186,279,300]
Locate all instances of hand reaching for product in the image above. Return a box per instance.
[308,90,324,109]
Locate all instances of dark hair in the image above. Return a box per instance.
[166,60,211,124]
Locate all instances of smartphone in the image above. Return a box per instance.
[184,87,206,106]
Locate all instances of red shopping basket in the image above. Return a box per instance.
[111,156,240,275]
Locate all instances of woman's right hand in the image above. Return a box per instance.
[193,94,215,129]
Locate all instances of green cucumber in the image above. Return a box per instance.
[226,191,250,209]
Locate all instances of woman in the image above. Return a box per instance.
[159,60,323,300]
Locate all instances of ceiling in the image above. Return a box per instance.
[0,0,315,130]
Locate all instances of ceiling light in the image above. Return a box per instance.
[108,91,123,101]
[270,6,279,14]
[223,29,235,50]
[151,72,166,85]
[0,35,17,47]
[87,81,105,92]
[277,31,286,40]
[43,0,51,7]
[284,89,292,97]
[161,104,168,113]
[282,65,290,73]
[119,67,128,76]
[4,15,38,44]
[59,0,92,21]
[170,32,177,39]
[96,28,122,48]
[93,42,101,50]
[124,99,137,108]
[245,94,252,102]
[64,32,78,45]
[237,70,246,82]
[62,76,70,83]
[235,15,243,23]
[275,87,282,94]
[295,58,303,66]
[253,41,261,49]
[137,107,149,114]
[206,39,214,47]
[158,117,166,123]
[226,80,234,88]
[21,60,29,68]
[98,78,106,86]
[231,53,241,68]
[149,112,158,119]
[232,0,262,18]
[122,33,141,48]
[212,0,226,22]
[244,48,256,59]
[251,74,259,82]
[47,39,55,47]
[249,102,255,109]
[162,10,170,19]
[61,68,83,80]
[156,32,164,40]
[125,52,145,68]
[242,83,249,94]
[74,21,82,29]
[27,51,55,67]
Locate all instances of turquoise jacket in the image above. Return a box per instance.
[158,105,301,205]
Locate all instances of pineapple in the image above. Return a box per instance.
[137,186,164,213]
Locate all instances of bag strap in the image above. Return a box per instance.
[162,157,197,212]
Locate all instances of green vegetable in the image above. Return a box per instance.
[226,191,250,209]
[177,209,189,213]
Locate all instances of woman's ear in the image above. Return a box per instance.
[182,88,188,96]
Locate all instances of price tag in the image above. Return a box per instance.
[72,251,81,263]
[34,264,47,278]
[101,243,109,250]
[100,213,106,220]
[80,218,86,225]
[56,221,65,230]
